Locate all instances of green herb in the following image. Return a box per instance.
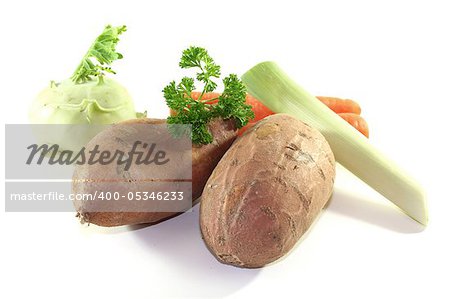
[164,46,254,144]
[71,25,127,84]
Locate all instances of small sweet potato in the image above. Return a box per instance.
[200,114,336,268]
[72,118,237,227]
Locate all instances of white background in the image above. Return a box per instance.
[1,0,449,298]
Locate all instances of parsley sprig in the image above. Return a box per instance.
[71,25,126,84]
[164,47,254,144]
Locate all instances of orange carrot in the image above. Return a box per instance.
[169,92,220,116]
[170,92,274,120]
[238,96,369,137]
[190,92,274,122]
[190,91,220,104]
[337,113,369,138]
[244,94,274,122]
[317,96,361,115]
[169,92,369,138]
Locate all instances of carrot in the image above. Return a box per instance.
[239,96,369,138]
[243,95,362,123]
[169,92,220,116]
[169,92,369,138]
[190,91,220,104]
[316,96,361,114]
[244,94,274,122]
[190,92,274,122]
[170,92,274,120]
[337,113,369,138]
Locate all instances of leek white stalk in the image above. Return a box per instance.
[242,61,428,225]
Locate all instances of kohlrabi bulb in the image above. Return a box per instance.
[29,77,137,151]
[29,77,136,124]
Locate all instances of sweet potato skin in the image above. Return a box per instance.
[192,118,237,199]
[200,114,336,268]
[73,118,237,227]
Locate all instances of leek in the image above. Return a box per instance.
[242,61,428,225]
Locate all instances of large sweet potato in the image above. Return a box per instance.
[73,118,237,227]
[200,114,336,268]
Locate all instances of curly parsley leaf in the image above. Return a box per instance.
[164,46,254,145]
[180,46,220,94]
[215,74,253,128]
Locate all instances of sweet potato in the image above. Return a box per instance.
[72,118,237,227]
[200,114,336,268]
